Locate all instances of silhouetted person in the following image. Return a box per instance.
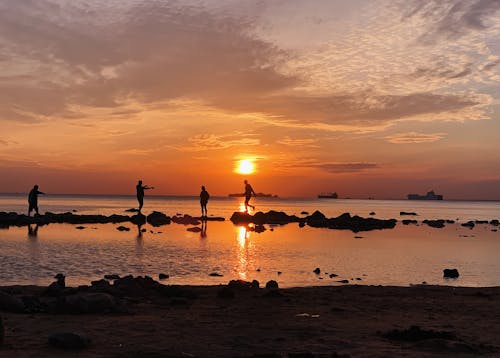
[200,185,210,218]
[136,180,153,212]
[28,185,45,216]
[244,180,256,211]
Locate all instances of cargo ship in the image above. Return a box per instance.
[318,192,338,199]
[407,190,443,200]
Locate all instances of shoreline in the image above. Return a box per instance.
[0,277,499,357]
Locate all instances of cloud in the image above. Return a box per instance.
[276,158,380,173]
[385,132,447,144]
[177,134,261,152]
[276,137,318,146]
[404,0,500,43]
[0,0,497,131]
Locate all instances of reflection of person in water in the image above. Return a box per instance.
[28,185,45,216]
[28,224,39,238]
[200,185,210,218]
[136,180,154,212]
[200,220,207,239]
[244,180,256,212]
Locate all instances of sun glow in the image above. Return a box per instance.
[235,159,255,175]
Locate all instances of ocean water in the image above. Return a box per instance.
[0,194,499,287]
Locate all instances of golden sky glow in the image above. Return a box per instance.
[0,1,499,199]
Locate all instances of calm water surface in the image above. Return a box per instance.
[0,194,499,287]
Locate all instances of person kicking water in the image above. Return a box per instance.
[244,180,256,212]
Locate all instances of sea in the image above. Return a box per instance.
[0,193,499,288]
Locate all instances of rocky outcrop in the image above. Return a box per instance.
[265,280,279,289]
[423,219,445,228]
[230,211,301,225]
[230,210,396,232]
[306,212,397,232]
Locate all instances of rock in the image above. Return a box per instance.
[0,291,25,313]
[90,279,111,290]
[313,267,321,274]
[298,222,305,228]
[116,226,130,231]
[75,226,86,230]
[44,274,66,296]
[265,280,279,289]
[305,210,327,226]
[130,214,146,225]
[251,280,260,289]
[230,210,300,225]
[228,280,253,290]
[400,211,418,216]
[186,226,202,232]
[338,280,349,284]
[146,211,171,226]
[354,236,363,239]
[461,221,475,229]
[475,220,489,224]
[490,219,499,226]
[329,274,338,278]
[402,219,418,225]
[369,212,376,215]
[124,208,138,212]
[254,224,266,233]
[446,219,455,224]
[209,272,223,277]
[300,211,309,215]
[423,219,445,228]
[48,332,90,350]
[443,268,459,278]
[171,214,200,225]
[104,274,120,280]
[277,271,282,275]
[159,273,169,280]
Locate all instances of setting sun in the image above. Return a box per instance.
[235,159,255,175]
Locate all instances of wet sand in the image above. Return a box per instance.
[1,283,499,357]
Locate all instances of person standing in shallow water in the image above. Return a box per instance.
[28,185,45,216]
[136,180,153,212]
[200,185,210,218]
[244,180,256,212]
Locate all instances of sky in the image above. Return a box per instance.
[0,0,499,199]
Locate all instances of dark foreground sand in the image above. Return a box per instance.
[1,283,499,357]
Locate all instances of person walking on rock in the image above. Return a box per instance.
[244,180,256,212]
[28,185,45,216]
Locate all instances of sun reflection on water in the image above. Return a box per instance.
[236,225,250,280]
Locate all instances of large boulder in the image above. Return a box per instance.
[146,211,171,226]
[423,219,445,228]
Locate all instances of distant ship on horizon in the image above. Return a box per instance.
[407,190,443,200]
[318,192,338,199]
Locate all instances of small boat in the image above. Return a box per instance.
[318,192,338,199]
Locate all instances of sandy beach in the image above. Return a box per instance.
[1,278,499,357]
